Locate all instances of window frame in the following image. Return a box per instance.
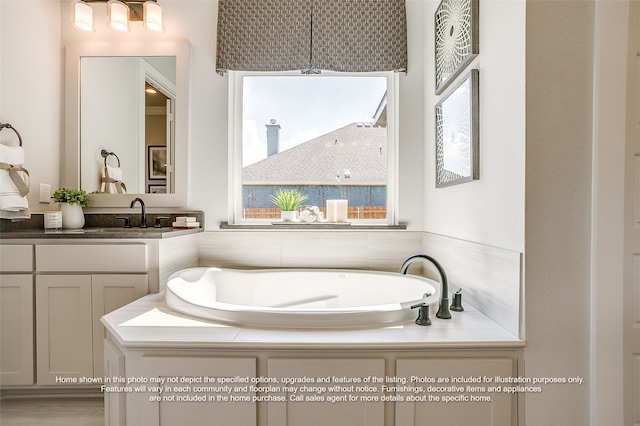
[228,70,399,226]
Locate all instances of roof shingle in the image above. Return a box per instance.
[243,123,388,185]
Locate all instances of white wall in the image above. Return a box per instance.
[0,1,61,212]
[590,1,630,424]
[423,0,526,253]
[524,1,594,425]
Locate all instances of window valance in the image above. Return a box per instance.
[215,0,407,74]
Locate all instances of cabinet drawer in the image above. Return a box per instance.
[36,244,147,272]
[0,245,34,272]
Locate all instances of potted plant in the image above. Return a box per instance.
[270,188,308,222]
[52,188,90,229]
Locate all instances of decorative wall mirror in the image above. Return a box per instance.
[64,40,190,207]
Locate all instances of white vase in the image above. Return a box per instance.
[280,210,297,222]
[61,203,85,229]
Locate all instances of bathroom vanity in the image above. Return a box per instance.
[0,223,201,389]
[102,293,524,426]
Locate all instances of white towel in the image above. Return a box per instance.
[100,165,126,194]
[0,144,29,212]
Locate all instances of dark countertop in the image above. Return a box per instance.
[0,211,204,239]
[0,226,203,240]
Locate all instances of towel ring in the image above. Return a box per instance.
[0,122,23,147]
[101,149,121,167]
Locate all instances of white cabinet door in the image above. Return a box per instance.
[104,338,126,426]
[0,275,33,385]
[267,358,386,426]
[136,356,257,426]
[92,274,148,378]
[36,274,149,385]
[395,357,515,426]
[36,275,93,385]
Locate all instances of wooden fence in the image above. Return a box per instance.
[242,206,387,220]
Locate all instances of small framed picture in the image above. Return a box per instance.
[148,146,167,179]
[148,184,166,194]
[435,69,479,187]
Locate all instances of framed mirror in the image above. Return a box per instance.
[64,40,190,207]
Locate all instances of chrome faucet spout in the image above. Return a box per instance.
[400,254,451,319]
[129,197,147,228]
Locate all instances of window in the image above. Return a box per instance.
[229,71,398,225]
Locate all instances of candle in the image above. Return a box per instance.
[326,200,337,222]
[336,199,348,222]
[44,211,62,230]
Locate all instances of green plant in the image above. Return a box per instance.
[269,188,308,211]
[52,188,90,207]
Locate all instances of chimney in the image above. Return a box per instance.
[265,119,281,157]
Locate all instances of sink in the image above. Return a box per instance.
[45,228,104,234]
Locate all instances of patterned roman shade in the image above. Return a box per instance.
[312,0,407,73]
[215,0,407,74]
[216,0,312,74]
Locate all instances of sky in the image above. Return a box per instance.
[242,75,387,166]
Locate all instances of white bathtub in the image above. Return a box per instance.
[164,267,440,329]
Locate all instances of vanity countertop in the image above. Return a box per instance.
[0,211,204,239]
[0,226,202,240]
[102,293,525,351]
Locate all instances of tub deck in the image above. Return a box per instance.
[102,293,524,350]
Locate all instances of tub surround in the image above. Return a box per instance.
[422,233,522,338]
[103,292,523,349]
[102,294,523,425]
[196,230,523,338]
[197,230,425,271]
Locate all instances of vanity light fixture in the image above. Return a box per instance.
[71,0,164,33]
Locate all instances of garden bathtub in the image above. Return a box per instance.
[164,267,439,329]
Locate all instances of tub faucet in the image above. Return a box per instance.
[129,197,147,228]
[400,254,451,319]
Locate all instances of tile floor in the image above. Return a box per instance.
[0,397,104,425]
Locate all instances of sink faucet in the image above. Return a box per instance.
[400,254,451,319]
[129,197,147,228]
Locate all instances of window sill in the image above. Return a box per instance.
[219,222,407,230]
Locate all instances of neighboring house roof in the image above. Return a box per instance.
[243,123,388,185]
[373,92,387,127]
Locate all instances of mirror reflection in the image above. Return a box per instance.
[80,56,176,194]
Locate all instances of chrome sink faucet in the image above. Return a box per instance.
[400,254,451,319]
[130,197,147,228]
